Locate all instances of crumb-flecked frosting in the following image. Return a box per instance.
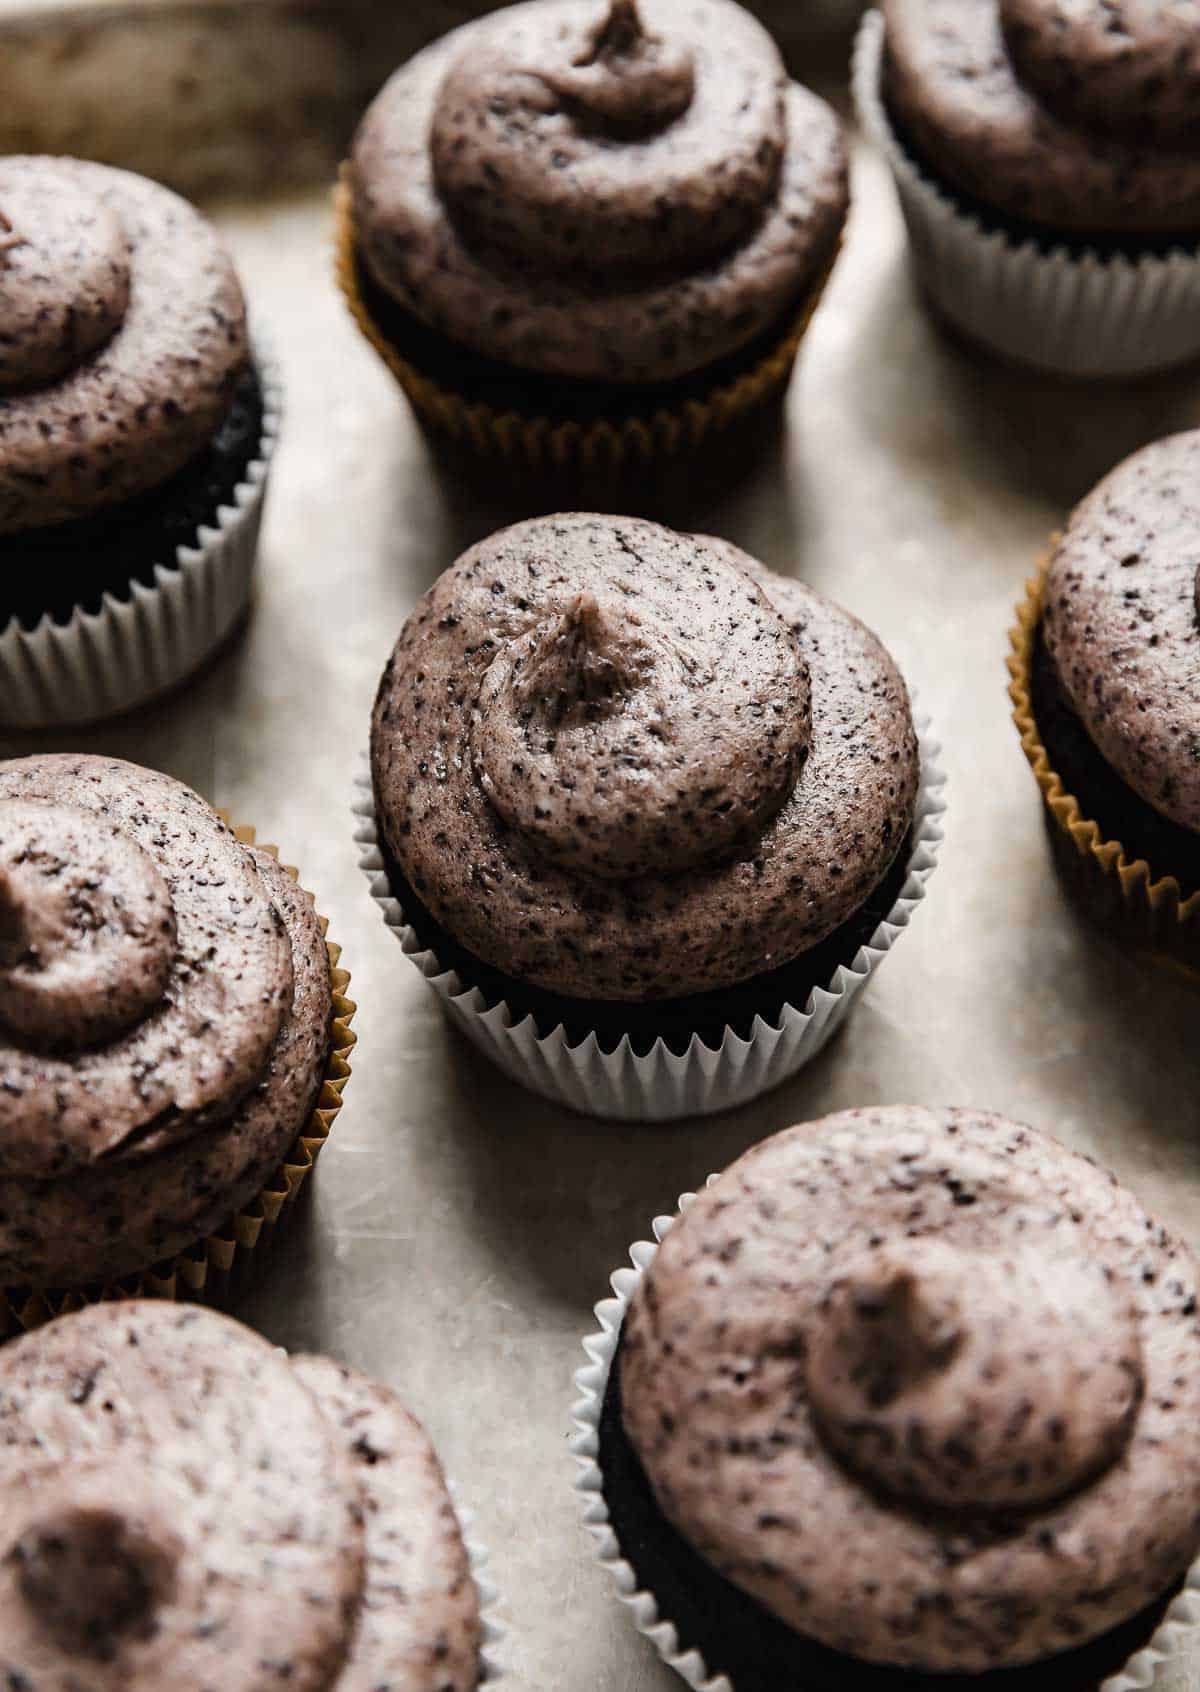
[621,1106,1200,1673]
[371,514,918,1002]
[350,0,848,383]
[0,156,248,535]
[0,1305,483,1692]
[1042,430,1200,836]
[882,0,1200,236]
[0,849,332,1288]
[292,1356,483,1692]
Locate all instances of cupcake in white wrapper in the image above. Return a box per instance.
[358,514,945,1123]
[853,8,1200,379]
[572,1108,1200,1690]
[0,156,280,728]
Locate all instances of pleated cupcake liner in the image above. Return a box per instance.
[1008,567,1200,969]
[570,1191,1200,1692]
[0,331,283,729]
[352,714,945,1122]
[853,11,1200,379]
[450,1483,507,1684]
[333,177,837,471]
[0,822,357,1338]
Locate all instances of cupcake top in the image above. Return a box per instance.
[621,1105,1200,1673]
[0,1302,482,1691]
[881,0,1200,236]
[0,155,248,535]
[1042,430,1200,835]
[350,0,848,383]
[371,514,918,1002]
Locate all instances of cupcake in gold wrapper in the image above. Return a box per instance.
[1008,432,1200,970]
[336,0,848,471]
[0,754,356,1336]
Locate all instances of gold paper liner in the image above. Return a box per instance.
[333,176,838,470]
[1007,564,1200,965]
[0,824,357,1338]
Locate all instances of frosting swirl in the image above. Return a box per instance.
[0,157,248,535]
[882,0,1200,236]
[0,756,292,1177]
[351,0,848,383]
[1001,0,1200,147]
[620,1106,1200,1672]
[372,515,917,1002]
[429,0,782,273]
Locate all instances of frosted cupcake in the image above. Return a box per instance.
[338,0,848,468]
[854,1,1200,376]
[0,155,279,727]
[359,514,944,1119]
[577,1105,1200,1688]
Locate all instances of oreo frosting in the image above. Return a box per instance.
[0,1302,482,1691]
[350,0,848,383]
[0,755,331,1288]
[0,155,248,535]
[881,0,1200,237]
[620,1106,1200,1673]
[370,514,918,1003]
[1042,431,1200,837]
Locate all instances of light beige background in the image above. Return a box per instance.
[3,62,1199,1692]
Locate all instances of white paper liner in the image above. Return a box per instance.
[570,1192,1200,1692]
[353,715,945,1123]
[0,330,282,728]
[853,11,1200,379]
[450,1483,507,1685]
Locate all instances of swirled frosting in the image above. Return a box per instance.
[371,515,917,1002]
[0,1303,482,1692]
[350,0,848,383]
[621,1106,1200,1673]
[0,156,248,535]
[882,0,1200,236]
[1042,430,1200,834]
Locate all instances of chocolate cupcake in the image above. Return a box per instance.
[337,0,848,469]
[853,3,1200,376]
[0,754,354,1325]
[1009,431,1200,967]
[0,155,280,729]
[0,1301,498,1689]
[357,514,944,1119]
[574,1105,1200,1689]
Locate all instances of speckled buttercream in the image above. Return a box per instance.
[620,1106,1200,1673]
[350,0,848,383]
[292,1357,483,1692]
[0,1304,484,1692]
[0,755,335,1291]
[882,0,1200,237]
[371,514,918,1002]
[0,156,248,535]
[1042,431,1200,835]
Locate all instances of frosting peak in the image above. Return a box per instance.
[428,0,786,274]
[0,799,175,1052]
[0,174,130,394]
[469,555,810,881]
[808,1238,1143,1512]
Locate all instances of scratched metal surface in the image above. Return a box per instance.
[3,43,1199,1692]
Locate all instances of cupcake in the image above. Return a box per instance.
[337,0,848,469]
[358,514,944,1120]
[0,753,354,1326]
[1009,431,1200,966]
[575,1105,1200,1689]
[854,2,1200,377]
[0,1301,495,1689]
[0,155,279,729]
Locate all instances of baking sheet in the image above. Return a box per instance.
[4,60,1199,1690]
